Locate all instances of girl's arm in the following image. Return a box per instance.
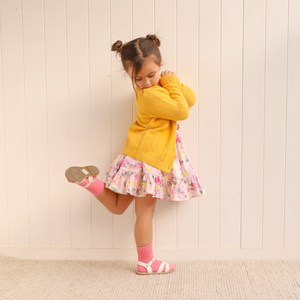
[176,78,196,107]
[142,74,190,121]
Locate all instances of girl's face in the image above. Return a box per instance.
[127,56,161,89]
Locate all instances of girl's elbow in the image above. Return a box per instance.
[190,98,196,107]
[178,109,189,120]
[188,95,196,107]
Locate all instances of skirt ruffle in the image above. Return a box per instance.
[104,131,206,202]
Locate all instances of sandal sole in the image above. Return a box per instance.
[136,269,175,275]
[65,165,100,183]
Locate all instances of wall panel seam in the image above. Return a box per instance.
[42,0,51,247]
[283,0,290,249]
[218,0,222,250]
[262,0,267,249]
[240,0,245,250]
[64,0,72,248]
[87,0,94,248]
[175,0,178,250]
[0,2,9,246]
[109,0,114,248]
[197,0,200,249]
[20,0,30,247]
[131,0,135,249]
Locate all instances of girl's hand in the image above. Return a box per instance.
[161,70,176,77]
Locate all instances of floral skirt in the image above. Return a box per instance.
[104,131,206,202]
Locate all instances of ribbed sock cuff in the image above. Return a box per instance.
[137,244,153,263]
[79,176,104,196]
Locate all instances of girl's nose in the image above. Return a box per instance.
[144,79,150,87]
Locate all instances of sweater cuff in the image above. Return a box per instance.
[160,74,177,86]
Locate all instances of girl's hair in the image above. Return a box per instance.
[111,34,161,86]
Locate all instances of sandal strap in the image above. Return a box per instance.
[137,258,155,274]
[137,258,170,274]
[83,176,95,188]
[157,261,169,273]
[74,176,95,188]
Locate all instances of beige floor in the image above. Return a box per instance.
[1,257,300,300]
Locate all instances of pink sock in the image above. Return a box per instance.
[137,244,175,273]
[69,176,104,196]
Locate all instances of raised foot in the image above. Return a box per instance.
[65,165,100,183]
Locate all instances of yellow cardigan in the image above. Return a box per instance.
[122,74,196,173]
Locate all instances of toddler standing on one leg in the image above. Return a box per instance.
[65,34,206,275]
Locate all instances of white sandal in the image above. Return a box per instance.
[136,258,174,275]
[65,165,100,185]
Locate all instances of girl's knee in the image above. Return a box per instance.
[114,208,126,215]
[135,197,157,219]
[114,198,134,215]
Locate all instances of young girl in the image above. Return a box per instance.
[65,34,206,275]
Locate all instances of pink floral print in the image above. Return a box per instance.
[104,131,206,202]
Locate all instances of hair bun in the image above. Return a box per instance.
[146,34,161,47]
[111,40,123,53]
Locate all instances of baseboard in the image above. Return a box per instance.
[1,248,300,261]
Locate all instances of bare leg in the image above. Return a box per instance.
[66,166,134,215]
[134,195,175,274]
[95,188,134,215]
[134,195,157,247]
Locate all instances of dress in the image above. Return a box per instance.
[104,130,206,202]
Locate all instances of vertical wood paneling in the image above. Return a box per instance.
[263,0,288,249]
[0,6,8,247]
[133,0,154,38]
[1,0,29,247]
[241,0,265,249]
[284,0,300,249]
[22,0,50,247]
[111,0,135,249]
[220,0,243,248]
[89,0,113,248]
[44,0,71,248]
[0,0,299,257]
[154,0,177,249]
[176,0,199,249]
[198,0,221,249]
[66,0,92,248]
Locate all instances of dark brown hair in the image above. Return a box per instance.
[111,34,162,87]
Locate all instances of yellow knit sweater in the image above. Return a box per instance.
[122,74,196,173]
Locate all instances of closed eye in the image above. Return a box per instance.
[135,72,156,81]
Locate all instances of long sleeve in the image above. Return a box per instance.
[141,74,190,121]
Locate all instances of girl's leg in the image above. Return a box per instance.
[135,195,175,274]
[66,166,134,215]
[96,188,134,215]
[134,195,157,247]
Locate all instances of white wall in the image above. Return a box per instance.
[1,0,300,260]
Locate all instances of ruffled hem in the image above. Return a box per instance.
[104,131,206,202]
[104,167,206,202]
